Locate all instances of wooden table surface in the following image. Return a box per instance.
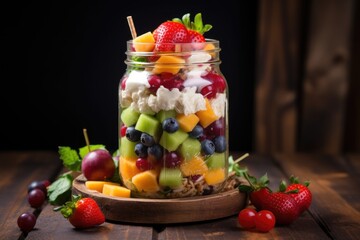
[1,151,360,240]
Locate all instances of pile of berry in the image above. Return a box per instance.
[17,180,50,233]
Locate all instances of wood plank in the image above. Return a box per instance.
[27,203,154,240]
[157,153,329,239]
[344,1,360,152]
[273,153,360,239]
[255,0,304,154]
[0,151,62,240]
[298,0,354,154]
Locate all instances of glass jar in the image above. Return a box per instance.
[118,39,228,198]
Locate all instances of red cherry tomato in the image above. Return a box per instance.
[238,208,257,229]
[255,210,276,232]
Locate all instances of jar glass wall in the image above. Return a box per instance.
[118,39,228,198]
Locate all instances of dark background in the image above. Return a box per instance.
[0,1,258,152]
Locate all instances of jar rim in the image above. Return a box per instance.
[126,38,220,57]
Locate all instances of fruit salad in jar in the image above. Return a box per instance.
[119,13,228,198]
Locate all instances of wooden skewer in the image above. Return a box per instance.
[83,128,91,152]
[127,16,137,39]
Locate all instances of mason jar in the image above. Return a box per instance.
[118,39,228,198]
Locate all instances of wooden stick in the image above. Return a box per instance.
[83,128,91,152]
[127,16,137,39]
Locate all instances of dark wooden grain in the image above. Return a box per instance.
[273,153,360,240]
[157,153,330,240]
[255,0,304,154]
[0,151,62,240]
[298,0,354,154]
[27,203,154,240]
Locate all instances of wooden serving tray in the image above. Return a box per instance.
[72,175,248,224]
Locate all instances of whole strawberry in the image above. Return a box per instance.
[56,195,105,228]
[172,13,212,49]
[153,21,190,52]
[259,191,300,225]
[285,176,312,214]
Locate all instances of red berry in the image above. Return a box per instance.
[136,158,152,171]
[200,84,216,99]
[204,118,225,139]
[238,208,257,229]
[201,72,226,95]
[28,188,46,208]
[120,125,127,137]
[120,76,127,90]
[255,210,276,232]
[17,212,36,233]
[148,75,162,94]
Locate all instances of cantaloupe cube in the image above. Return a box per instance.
[203,43,216,57]
[119,156,141,184]
[102,184,131,198]
[204,168,226,185]
[85,181,119,193]
[131,170,160,193]
[153,55,185,74]
[133,31,155,52]
[102,183,121,195]
[196,98,219,128]
[180,156,208,177]
[176,113,199,132]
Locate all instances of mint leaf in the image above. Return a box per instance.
[48,174,73,206]
[58,146,81,171]
[78,144,106,159]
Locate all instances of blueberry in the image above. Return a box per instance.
[140,133,155,146]
[162,117,179,133]
[189,125,203,138]
[213,136,226,153]
[134,143,148,158]
[126,126,141,142]
[201,139,215,155]
[147,144,163,160]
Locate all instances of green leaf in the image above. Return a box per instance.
[48,174,73,206]
[182,13,191,28]
[110,158,121,183]
[172,18,182,24]
[238,185,253,193]
[203,24,213,33]
[194,13,203,32]
[58,146,81,171]
[279,180,287,192]
[78,144,106,159]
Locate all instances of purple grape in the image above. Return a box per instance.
[164,152,182,168]
[28,189,45,208]
[27,181,47,195]
[17,212,36,233]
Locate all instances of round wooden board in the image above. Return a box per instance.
[72,175,249,224]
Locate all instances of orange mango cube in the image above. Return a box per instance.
[119,156,141,186]
[131,170,160,193]
[204,168,226,185]
[176,113,199,132]
[102,184,131,198]
[152,55,185,74]
[133,31,155,52]
[180,156,208,177]
[196,98,219,128]
[85,181,119,193]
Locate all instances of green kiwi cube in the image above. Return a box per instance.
[121,107,140,127]
[135,114,161,139]
[179,138,201,160]
[206,153,226,169]
[156,110,176,123]
[159,168,183,188]
[120,137,137,158]
[159,130,188,151]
